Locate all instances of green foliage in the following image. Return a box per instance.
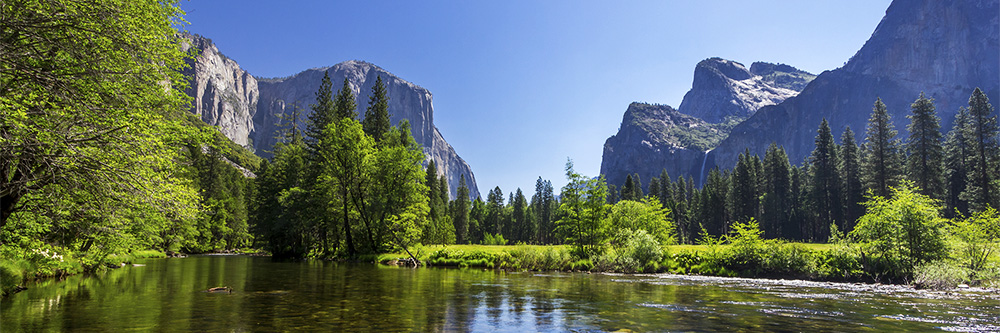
[363,75,391,141]
[849,182,948,282]
[602,229,664,273]
[556,159,611,258]
[861,98,905,198]
[905,93,945,200]
[950,208,1000,272]
[481,233,508,246]
[961,88,999,211]
[607,197,675,245]
[913,260,969,290]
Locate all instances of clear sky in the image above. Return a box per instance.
[180,0,892,198]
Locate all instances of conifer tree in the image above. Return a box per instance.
[363,75,391,141]
[452,175,471,243]
[622,174,635,201]
[306,71,336,149]
[648,177,661,200]
[607,184,619,204]
[674,176,689,242]
[659,169,673,206]
[944,108,972,217]
[840,127,864,229]
[810,119,841,240]
[702,168,728,237]
[334,78,358,120]
[962,88,999,211]
[731,149,760,224]
[632,173,644,199]
[861,98,904,198]
[486,186,505,236]
[762,143,791,237]
[905,93,945,200]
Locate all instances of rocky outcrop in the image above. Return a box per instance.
[254,61,480,199]
[677,58,805,123]
[180,34,258,148]
[710,0,999,171]
[601,58,811,188]
[601,103,719,188]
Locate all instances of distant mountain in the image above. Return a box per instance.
[601,59,812,188]
[709,0,1000,171]
[181,35,479,199]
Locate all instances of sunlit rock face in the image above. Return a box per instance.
[709,0,999,171]
[678,58,802,123]
[181,33,259,147]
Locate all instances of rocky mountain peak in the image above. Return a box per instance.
[677,58,805,123]
[180,33,259,148]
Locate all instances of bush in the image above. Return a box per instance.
[481,233,507,246]
[849,183,948,282]
[815,246,863,280]
[913,260,969,290]
[599,229,664,273]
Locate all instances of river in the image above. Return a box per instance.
[2,255,998,331]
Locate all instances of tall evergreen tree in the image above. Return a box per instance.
[512,188,531,243]
[861,98,904,198]
[674,176,689,242]
[762,143,791,237]
[334,78,358,120]
[451,175,471,243]
[810,118,841,240]
[631,173,644,199]
[840,127,864,229]
[306,71,336,149]
[702,168,728,237]
[486,186,505,236]
[905,93,945,199]
[363,75,391,141]
[730,149,760,224]
[962,88,1000,211]
[659,169,673,206]
[607,184,620,204]
[944,108,972,217]
[787,166,806,240]
[621,174,636,201]
[648,177,661,200]
[531,178,557,244]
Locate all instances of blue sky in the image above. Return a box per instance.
[181,0,892,198]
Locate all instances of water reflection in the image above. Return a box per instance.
[2,256,998,332]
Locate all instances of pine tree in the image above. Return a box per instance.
[512,188,531,243]
[810,118,841,240]
[840,127,864,229]
[731,149,760,224]
[607,184,619,204]
[905,93,945,199]
[674,176,689,242]
[306,71,336,149]
[944,108,972,217]
[648,177,661,200]
[702,168,728,237]
[334,78,358,120]
[486,186,505,236]
[762,143,791,237]
[962,88,1000,211]
[659,169,673,206]
[632,173,644,199]
[621,174,636,201]
[861,98,904,198]
[363,75,391,141]
[452,175,471,243]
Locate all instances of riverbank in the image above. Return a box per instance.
[379,243,998,289]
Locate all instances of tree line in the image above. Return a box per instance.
[609,90,998,243]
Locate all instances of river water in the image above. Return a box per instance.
[2,255,998,332]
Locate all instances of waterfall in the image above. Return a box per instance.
[700,150,711,187]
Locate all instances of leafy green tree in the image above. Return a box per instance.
[951,208,1000,273]
[607,197,675,245]
[849,182,948,282]
[607,184,619,204]
[362,75,391,141]
[252,128,310,258]
[810,118,842,240]
[944,108,972,217]
[905,93,945,200]
[0,0,198,243]
[840,127,864,230]
[861,98,904,198]
[451,175,471,244]
[961,88,999,211]
[762,143,791,237]
[556,160,610,257]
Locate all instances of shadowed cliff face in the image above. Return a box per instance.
[710,0,1000,171]
[181,36,480,199]
[181,34,259,147]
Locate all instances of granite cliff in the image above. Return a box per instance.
[180,34,258,148]
[181,37,479,199]
[601,59,812,188]
[709,0,1000,171]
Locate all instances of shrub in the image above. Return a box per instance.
[913,260,968,289]
[481,233,507,246]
